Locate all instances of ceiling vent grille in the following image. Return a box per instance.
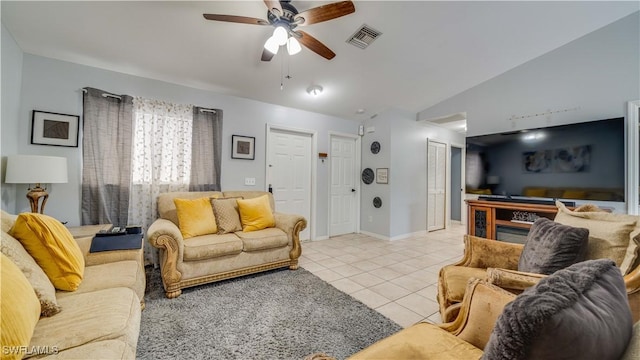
[346,24,382,49]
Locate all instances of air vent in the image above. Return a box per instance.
[346,24,382,49]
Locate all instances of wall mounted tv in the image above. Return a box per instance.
[465,117,625,202]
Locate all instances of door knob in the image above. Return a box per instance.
[351,189,356,192]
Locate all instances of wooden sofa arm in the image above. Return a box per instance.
[74,235,143,267]
[440,278,516,350]
[453,235,524,270]
[274,212,307,265]
[147,218,184,251]
[147,218,185,291]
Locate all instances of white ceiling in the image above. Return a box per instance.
[2,1,638,123]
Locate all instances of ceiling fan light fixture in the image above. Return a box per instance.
[273,26,288,46]
[287,37,302,55]
[264,36,280,54]
[307,85,323,96]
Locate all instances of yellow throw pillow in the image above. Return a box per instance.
[237,195,276,232]
[9,213,84,291]
[174,197,218,239]
[1,253,41,360]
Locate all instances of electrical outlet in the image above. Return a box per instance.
[368,216,373,222]
[244,177,256,186]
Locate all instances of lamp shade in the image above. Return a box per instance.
[5,155,68,184]
[273,26,288,46]
[287,37,302,55]
[264,36,280,55]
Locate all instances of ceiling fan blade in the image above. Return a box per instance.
[261,48,275,62]
[263,0,283,17]
[297,31,336,60]
[203,14,269,25]
[295,1,355,26]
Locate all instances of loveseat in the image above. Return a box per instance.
[1,211,145,359]
[146,191,306,298]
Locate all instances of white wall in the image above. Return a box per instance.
[5,53,359,236]
[417,11,640,137]
[1,24,23,212]
[360,113,391,237]
[361,108,465,239]
[390,114,465,239]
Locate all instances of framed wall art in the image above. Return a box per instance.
[231,135,255,160]
[31,110,79,147]
[376,168,389,184]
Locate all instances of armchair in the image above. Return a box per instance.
[352,259,639,360]
[437,203,640,323]
[350,278,516,359]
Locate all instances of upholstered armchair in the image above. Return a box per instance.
[350,278,516,359]
[437,202,640,323]
[353,260,639,360]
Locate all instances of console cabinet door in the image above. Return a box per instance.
[468,206,494,239]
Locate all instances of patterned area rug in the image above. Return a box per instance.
[137,267,402,360]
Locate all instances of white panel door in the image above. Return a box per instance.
[268,129,312,240]
[329,135,357,236]
[428,140,447,231]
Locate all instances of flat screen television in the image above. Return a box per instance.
[465,117,625,202]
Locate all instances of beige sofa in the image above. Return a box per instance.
[147,191,306,298]
[1,211,145,359]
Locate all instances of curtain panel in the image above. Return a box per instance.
[190,107,223,191]
[81,87,134,226]
[128,97,193,265]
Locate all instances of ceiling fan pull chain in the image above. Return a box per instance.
[280,53,284,91]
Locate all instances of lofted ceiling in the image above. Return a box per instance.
[2,1,638,123]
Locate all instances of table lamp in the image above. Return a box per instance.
[5,155,68,213]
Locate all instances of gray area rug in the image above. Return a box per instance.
[137,267,402,360]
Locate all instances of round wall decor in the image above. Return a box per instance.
[361,168,374,184]
[373,197,382,208]
[370,141,381,154]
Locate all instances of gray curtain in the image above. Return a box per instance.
[82,87,134,226]
[189,107,222,191]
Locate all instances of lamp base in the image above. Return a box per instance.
[26,184,49,214]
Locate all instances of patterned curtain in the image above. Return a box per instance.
[128,97,193,265]
[82,87,134,226]
[190,107,223,191]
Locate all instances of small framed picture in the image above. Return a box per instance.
[31,110,79,147]
[376,168,389,184]
[231,135,255,160]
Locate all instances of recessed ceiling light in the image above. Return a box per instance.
[306,85,323,96]
[356,109,366,114]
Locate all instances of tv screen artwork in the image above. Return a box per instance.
[466,118,624,202]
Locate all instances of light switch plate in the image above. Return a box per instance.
[245,177,256,186]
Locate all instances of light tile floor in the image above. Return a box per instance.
[299,224,466,328]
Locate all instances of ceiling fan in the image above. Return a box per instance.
[203,0,355,61]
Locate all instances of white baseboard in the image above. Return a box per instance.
[390,230,428,241]
[359,230,430,241]
[303,235,329,242]
[359,230,390,241]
